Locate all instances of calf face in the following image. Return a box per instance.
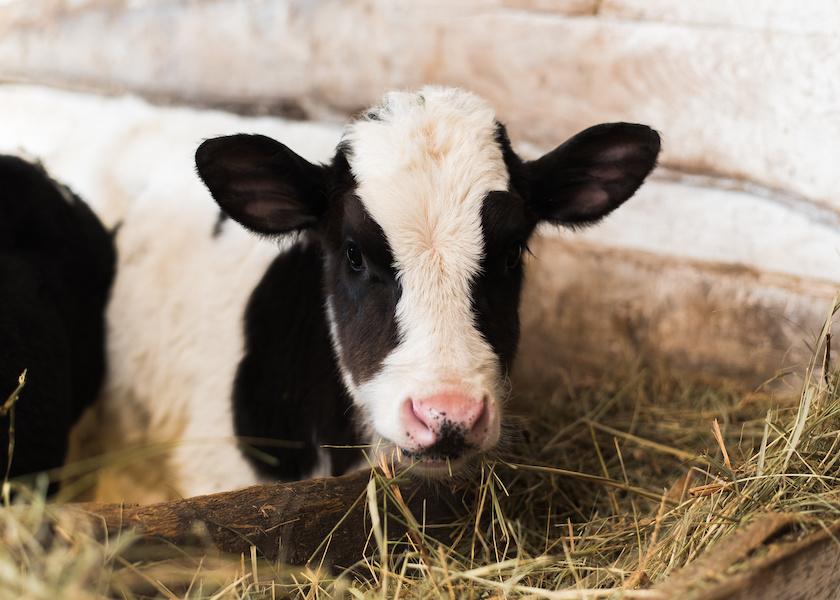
[196,87,660,473]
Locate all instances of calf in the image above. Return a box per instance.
[0,156,115,492]
[101,87,659,500]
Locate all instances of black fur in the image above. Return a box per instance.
[472,191,538,376]
[196,134,328,235]
[526,122,661,226]
[211,210,228,237]
[233,239,362,479]
[320,163,401,385]
[0,156,115,488]
[232,151,397,478]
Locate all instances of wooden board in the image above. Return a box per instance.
[656,514,840,600]
[35,472,840,598]
[514,236,838,396]
[48,476,840,597]
[59,468,459,568]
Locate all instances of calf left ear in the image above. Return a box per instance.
[526,123,660,226]
[195,134,327,235]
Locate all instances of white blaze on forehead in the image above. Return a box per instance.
[342,87,509,443]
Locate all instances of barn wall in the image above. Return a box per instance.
[0,0,836,205]
[0,0,836,280]
[0,0,837,384]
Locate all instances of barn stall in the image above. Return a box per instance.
[0,1,839,598]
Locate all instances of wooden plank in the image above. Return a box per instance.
[545,174,840,283]
[54,468,458,568]
[499,0,597,13]
[701,528,840,600]
[53,469,840,597]
[431,11,840,215]
[514,236,838,397]
[8,0,835,34]
[657,514,840,600]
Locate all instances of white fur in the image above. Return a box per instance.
[340,87,508,451]
[0,85,343,502]
[98,164,338,501]
[325,297,359,396]
[99,171,284,500]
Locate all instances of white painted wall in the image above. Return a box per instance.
[0,0,836,287]
[2,85,837,283]
[1,1,838,208]
[0,85,342,227]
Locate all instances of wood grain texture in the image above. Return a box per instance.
[62,468,458,568]
[54,462,840,596]
[657,514,840,600]
[499,0,597,13]
[709,528,840,600]
[544,175,840,282]
[430,11,840,215]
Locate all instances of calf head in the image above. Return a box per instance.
[196,87,660,473]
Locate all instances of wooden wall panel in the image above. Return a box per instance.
[1,1,838,218]
[514,237,838,396]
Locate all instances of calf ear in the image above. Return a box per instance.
[195,134,327,235]
[526,123,660,226]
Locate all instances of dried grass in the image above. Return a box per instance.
[1,300,838,599]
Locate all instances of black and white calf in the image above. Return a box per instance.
[101,87,659,501]
[0,156,115,490]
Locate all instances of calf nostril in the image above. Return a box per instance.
[402,398,436,447]
[467,397,487,431]
[469,398,492,440]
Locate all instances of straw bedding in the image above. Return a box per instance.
[1,301,837,599]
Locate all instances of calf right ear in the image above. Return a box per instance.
[526,123,660,227]
[195,134,327,235]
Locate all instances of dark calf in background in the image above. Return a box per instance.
[0,156,115,491]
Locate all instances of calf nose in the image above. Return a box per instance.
[401,393,488,454]
[413,393,485,433]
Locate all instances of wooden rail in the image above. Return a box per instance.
[62,469,456,569]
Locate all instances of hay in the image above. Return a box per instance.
[0,300,838,599]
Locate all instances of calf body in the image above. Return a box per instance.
[97,176,355,500]
[101,87,659,501]
[0,156,115,490]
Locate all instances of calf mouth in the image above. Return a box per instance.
[397,450,475,477]
[396,421,480,475]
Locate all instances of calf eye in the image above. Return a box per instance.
[346,241,365,272]
[505,243,524,270]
